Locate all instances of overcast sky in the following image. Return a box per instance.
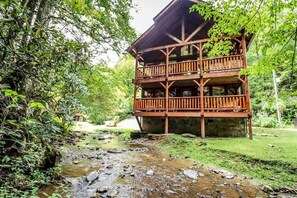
[106,0,172,66]
[131,0,172,34]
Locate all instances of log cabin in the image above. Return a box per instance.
[127,0,253,139]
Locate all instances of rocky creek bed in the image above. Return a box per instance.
[37,131,295,198]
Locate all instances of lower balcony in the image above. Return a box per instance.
[135,95,247,114]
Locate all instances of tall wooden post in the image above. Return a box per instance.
[133,54,139,114]
[165,48,169,134]
[199,42,205,138]
[241,31,252,139]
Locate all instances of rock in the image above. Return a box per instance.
[162,158,167,162]
[224,175,235,179]
[87,171,99,183]
[235,182,241,188]
[146,170,154,176]
[181,133,197,138]
[87,189,97,197]
[97,187,108,193]
[73,160,79,164]
[196,142,207,146]
[106,165,113,169]
[198,172,205,177]
[107,149,122,154]
[165,190,177,194]
[107,189,119,197]
[183,169,198,180]
[262,185,274,193]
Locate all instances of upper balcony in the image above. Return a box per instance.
[136,54,244,83]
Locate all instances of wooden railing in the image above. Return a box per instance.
[168,60,199,75]
[136,55,243,79]
[135,98,165,111]
[135,95,246,112]
[169,97,200,110]
[203,55,243,72]
[204,95,246,111]
[137,64,166,78]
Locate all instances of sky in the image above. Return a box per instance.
[107,0,172,67]
[131,0,172,34]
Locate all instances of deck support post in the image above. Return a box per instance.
[164,48,169,134]
[133,52,139,113]
[242,30,252,140]
[135,116,143,133]
[199,42,205,138]
[248,116,252,140]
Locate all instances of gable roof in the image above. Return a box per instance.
[128,0,253,63]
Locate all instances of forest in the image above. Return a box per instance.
[0,0,296,197]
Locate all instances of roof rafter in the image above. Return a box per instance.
[185,21,208,42]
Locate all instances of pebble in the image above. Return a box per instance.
[146,170,154,176]
[183,169,198,180]
[107,189,119,197]
[86,171,99,183]
[165,189,177,194]
[262,185,274,193]
[97,187,108,193]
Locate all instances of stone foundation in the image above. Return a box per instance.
[142,117,246,137]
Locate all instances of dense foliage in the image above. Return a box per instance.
[191,0,297,127]
[0,0,136,196]
[80,55,135,124]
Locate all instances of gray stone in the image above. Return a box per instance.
[262,185,274,193]
[146,170,154,176]
[165,190,177,194]
[107,190,119,197]
[183,169,198,180]
[182,133,197,138]
[87,189,97,197]
[87,171,99,183]
[97,187,108,193]
[224,175,235,179]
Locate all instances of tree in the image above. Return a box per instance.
[0,0,136,195]
[191,0,297,126]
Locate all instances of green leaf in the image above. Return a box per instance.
[30,102,45,109]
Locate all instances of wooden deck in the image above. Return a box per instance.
[135,95,247,113]
[136,55,243,82]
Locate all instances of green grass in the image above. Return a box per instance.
[158,127,297,189]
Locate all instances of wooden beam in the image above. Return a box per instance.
[237,76,246,85]
[135,116,143,133]
[139,35,242,54]
[168,81,175,89]
[193,79,200,87]
[185,21,208,42]
[164,31,183,44]
[248,117,252,140]
[181,14,185,42]
[159,82,166,89]
[201,117,205,138]
[160,49,166,55]
[203,78,211,86]
[204,112,249,118]
[165,116,169,134]
[133,56,139,113]
[168,47,176,55]
[134,112,165,117]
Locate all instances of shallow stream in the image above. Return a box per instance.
[37,131,269,198]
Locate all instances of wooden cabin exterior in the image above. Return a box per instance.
[127,0,253,139]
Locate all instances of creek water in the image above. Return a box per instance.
[37,132,268,198]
